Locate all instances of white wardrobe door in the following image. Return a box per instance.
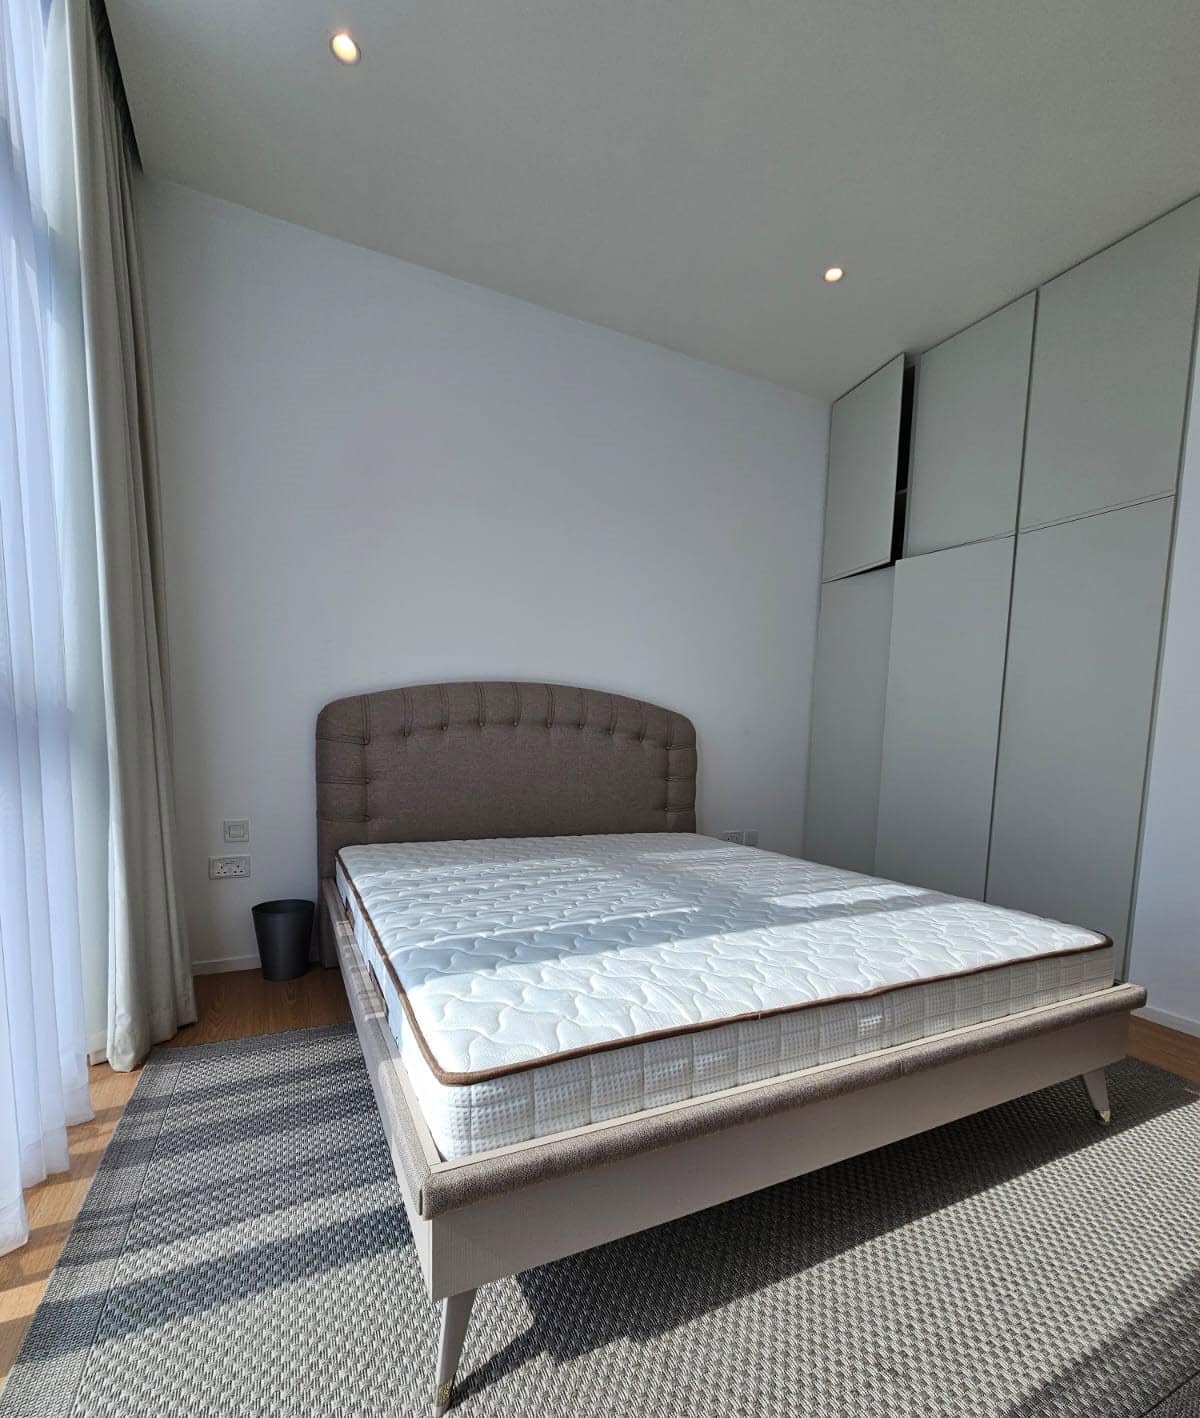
[905,295,1034,556]
[804,567,894,873]
[1020,198,1200,531]
[875,538,1013,899]
[821,356,905,582]
[986,498,1175,969]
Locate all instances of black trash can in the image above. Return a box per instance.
[252,899,315,981]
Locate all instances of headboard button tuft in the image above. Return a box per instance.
[316,680,697,881]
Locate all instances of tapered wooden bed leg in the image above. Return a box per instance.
[432,1289,477,1416]
[1082,1068,1111,1124]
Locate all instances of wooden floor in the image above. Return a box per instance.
[0,967,350,1384]
[0,976,1196,1387]
[1129,1015,1200,1086]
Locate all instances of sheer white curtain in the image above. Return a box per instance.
[1,0,93,1255]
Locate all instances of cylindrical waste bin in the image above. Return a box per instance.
[252,899,314,981]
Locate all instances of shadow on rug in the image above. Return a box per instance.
[2,1024,1197,1417]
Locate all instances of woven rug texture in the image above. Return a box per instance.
[1,1023,1198,1418]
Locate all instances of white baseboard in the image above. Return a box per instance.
[191,952,261,976]
[1136,1004,1200,1039]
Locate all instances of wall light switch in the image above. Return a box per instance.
[223,819,250,843]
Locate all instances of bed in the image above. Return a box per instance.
[316,681,1145,1415]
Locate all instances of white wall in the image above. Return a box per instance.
[136,179,829,971]
[1129,348,1200,1036]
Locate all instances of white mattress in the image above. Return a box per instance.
[334,834,1113,1159]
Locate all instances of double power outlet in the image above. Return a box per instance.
[209,819,252,879]
[718,829,759,847]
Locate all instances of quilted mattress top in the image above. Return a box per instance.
[336,833,1109,1084]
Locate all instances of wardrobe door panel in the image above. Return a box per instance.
[875,538,1013,899]
[1020,199,1200,530]
[986,498,1174,969]
[906,295,1034,556]
[804,568,894,873]
[822,356,905,582]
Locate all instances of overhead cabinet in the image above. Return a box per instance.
[804,568,894,874]
[905,294,1034,556]
[874,537,1013,900]
[1020,198,1200,530]
[986,497,1175,968]
[821,355,907,582]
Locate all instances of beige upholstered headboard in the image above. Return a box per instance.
[315,681,698,885]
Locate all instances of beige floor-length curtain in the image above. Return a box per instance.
[57,0,195,1069]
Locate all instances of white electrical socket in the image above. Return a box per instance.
[209,854,251,879]
[223,818,250,843]
[743,829,759,847]
[718,830,744,845]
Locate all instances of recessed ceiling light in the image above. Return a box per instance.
[330,30,361,64]
[824,266,845,284]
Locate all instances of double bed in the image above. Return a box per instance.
[316,681,1144,1415]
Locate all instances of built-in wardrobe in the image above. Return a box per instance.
[804,197,1200,974]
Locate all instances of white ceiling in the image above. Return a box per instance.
[106,0,1200,399]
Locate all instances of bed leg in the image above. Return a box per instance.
[1082,1068,1111,1125]
[432,1288,477,1416]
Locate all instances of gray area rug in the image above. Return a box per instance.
[2,1024,1198,1418]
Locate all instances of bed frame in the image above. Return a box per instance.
[316,680,1145,1415]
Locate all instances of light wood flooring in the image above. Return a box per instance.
[0,972,1195,1384]
[1128,1014,1200,1087]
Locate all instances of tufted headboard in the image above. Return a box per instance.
[316,681,698,889]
